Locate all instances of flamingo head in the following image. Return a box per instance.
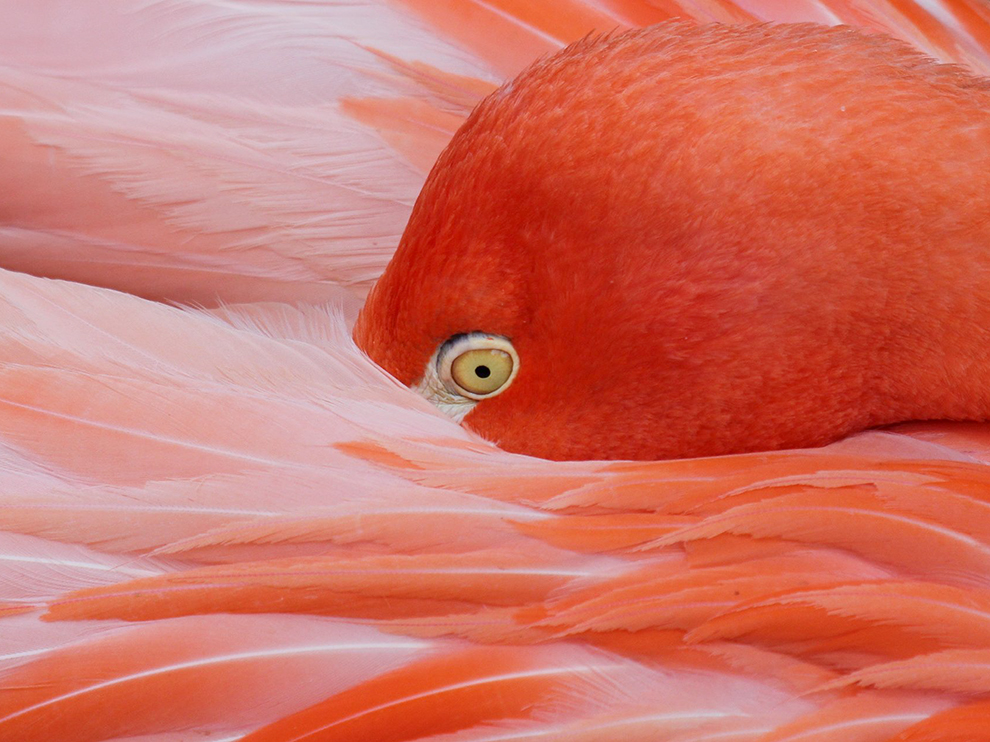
[355,22,990,461]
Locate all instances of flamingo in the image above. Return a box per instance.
[354,21,990,461]
[1,2,990,741]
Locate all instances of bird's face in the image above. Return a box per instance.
[355,23,990,461]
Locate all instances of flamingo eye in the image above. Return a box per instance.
[439,334,519,399]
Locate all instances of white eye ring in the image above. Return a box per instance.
[438,333,520,400]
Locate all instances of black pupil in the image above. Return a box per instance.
[475,365,492,379]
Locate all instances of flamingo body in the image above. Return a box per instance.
[2,2,990,741]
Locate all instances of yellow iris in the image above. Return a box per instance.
[450,348,514,396]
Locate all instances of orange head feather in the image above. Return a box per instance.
[355,22,990,461]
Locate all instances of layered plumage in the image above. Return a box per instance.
[2,1,990,741]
